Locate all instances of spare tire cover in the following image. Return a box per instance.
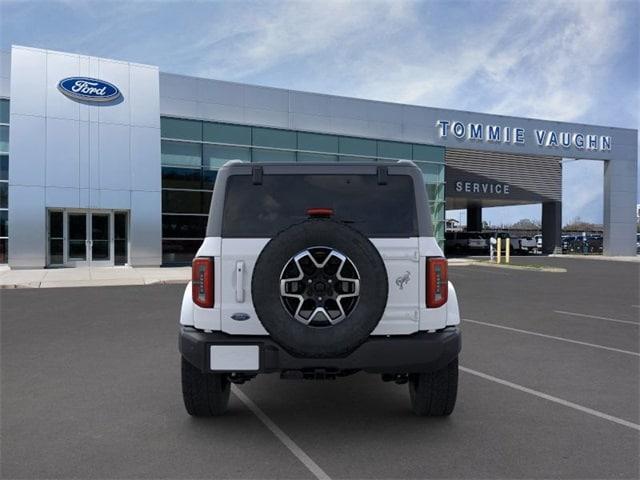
[251,219,388,358]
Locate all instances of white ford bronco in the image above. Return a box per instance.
[179,160,461,416]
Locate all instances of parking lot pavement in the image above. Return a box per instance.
[2,257,639,479]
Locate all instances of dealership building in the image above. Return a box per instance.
[0,45,637,268]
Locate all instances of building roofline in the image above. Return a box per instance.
[159,71,638,135]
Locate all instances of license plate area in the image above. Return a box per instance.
[210,345,260,371]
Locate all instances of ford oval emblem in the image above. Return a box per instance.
[231,313,250,321]
[58,77,121,102]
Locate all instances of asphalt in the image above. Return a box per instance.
[1,257,638,479]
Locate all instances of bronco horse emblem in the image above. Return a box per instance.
[395,270,411,290]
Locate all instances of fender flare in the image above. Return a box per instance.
[180,282,195,326]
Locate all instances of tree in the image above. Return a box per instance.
[563,216,602,232]
[509,218,540,230]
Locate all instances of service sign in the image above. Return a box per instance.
[58,77,121,102]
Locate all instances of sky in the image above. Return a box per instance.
[1,0,638,226]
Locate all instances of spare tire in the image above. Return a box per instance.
[251,219,388,358]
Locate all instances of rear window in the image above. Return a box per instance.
[221,174,418,237]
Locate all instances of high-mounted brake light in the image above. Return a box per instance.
[306,207,334,218]
[426,257,448,308]
[192,257,214,308]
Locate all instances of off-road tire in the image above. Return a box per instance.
[252,218,388,358]
[408,357,458,416]
[181,357,230,416]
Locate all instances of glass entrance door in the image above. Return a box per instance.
[67,213,88,266]
[90,213,111,265]
[48,210,129,267]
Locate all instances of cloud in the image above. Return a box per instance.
[190,0,420,81]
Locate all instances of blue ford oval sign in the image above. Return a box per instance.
[58,77,121,102]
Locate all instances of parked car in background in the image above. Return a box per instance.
[563,234,603,254]
[518,236,537,254]
[445,231,487,255]
[533,234,543,254]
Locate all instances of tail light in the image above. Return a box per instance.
[192,257,214,308]
[306,207,334,218]
[426,257,448,308]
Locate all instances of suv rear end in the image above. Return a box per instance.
[179,161,461,416]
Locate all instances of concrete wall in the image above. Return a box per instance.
[603,146,638,255]
[0,50,10,98]
[8,46,161,267]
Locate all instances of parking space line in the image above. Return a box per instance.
[460,366,640,431]
[231,385,331,480]
[463,318,640,357]
[554,310,639,326]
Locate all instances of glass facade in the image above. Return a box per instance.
[160,117,446,264]
[0,99,8,263]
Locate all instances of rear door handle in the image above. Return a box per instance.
[236,261,245,302]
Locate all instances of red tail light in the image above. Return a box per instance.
[306,207,334,218]
[192,257,214,308]
[426,257,448,308]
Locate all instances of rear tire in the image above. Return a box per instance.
[408,357,458,416]
[181,357,230,416]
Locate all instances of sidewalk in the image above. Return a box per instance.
[549,254,640,263]
[0,266,191,289]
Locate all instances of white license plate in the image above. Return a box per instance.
[210,345,259,371]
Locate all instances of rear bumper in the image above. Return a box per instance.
[179,326,461,375]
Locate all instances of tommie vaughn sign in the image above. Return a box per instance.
[436,120,612,152]
[58,77,121,102]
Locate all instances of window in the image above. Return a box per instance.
[162,167,202,190]
[0,126,8,154]
[161,141,201,167]
[222,174,417,238]
[203,144,250,168]
[162,190,211,214]
[162,215,207,238]
[297,152,338,163]
[252,148,296,163]
[427,183,444,203]
[0,183,7,209]
[378,140,411,160]
[413,144,444,163]
[0,210,7,237]
[339,137,376,157]
[0,99,8,124]
[339,156,376,163]
[0,100,8,264]
[203,122,251,145]
[0,155,7,180]
[298,132,338,154]
[252,127,296,149]
[161,117,202,141]
[162,239,202,264]
[114,212,128,266]
[202,169,218,190]
[0,209,7,262]
[416,162,443,184]
[159,116,444,260]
